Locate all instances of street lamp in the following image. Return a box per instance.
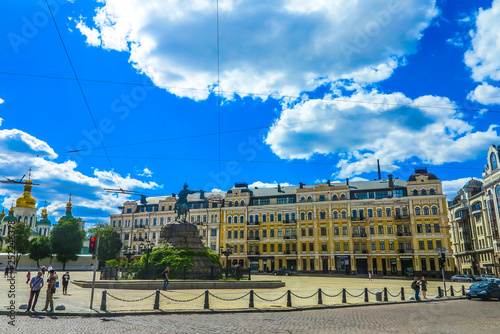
[139,241,154,279]
[123,246,135,265]
[220,244,233,278]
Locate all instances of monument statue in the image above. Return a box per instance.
[173,183,199,222]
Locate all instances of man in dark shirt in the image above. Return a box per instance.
[26,271,44,312]
[162,267,170,291]
[62,271,70,295]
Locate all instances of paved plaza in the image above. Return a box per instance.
[1,271,466,314]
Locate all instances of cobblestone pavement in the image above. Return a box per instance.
[7,299,500,334]
[1,271,467,313]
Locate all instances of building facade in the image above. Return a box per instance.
[111,168,453,277]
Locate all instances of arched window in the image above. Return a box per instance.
[255,214,259,222]
[495,186,500,217]
[413,189,418,196]
[240,216,245,223]
[319,195,325,202]
[300,212,305,220]
[423,207,429,215]
[341,210,347,219]
[234,216,238,223]
[341,194,346,200]
[291,213,296,221]
[432,206,438,215]
[415,207,421,215]
[228,201,233,207]
[430,189,435,195]
[241,200,245,206]
[235,201,239,207]
[332,194,338,201]
[300,196,305,203]
[491,152,498,170]
[421,189,427,196]
[228,216,232,224]
[320,211,326,219]
[307,212,313,220]
[307,196,312,202]
[333,211,338,219]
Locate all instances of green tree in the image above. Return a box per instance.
[86,221,109,238]
[28,236,52,268]
[96,228,122,262]
[4,222,31,268]
[51,218,86,270]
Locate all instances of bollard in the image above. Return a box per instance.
[437,286,443,298]
[287,290,292,307]
[383,287,388,302]
[462,285,465,296]
[248,268,251,281]
[154,289,160,310]
[342,289,347,304]
[249,289,254,308]
[318,288,323,305]
[401,287,405,301]
[204,290,210,309]
[364,288,369,303]
[100,290,107,311]
[450,285,454,297]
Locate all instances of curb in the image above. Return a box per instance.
[3,296,466,317]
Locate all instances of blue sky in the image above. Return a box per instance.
[1,0,500,227]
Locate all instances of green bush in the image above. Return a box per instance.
[105,259,118,267]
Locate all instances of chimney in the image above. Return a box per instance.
[327,180,331,186]
[388,174,393,188]
[377,159,381,180]
[140,194,147,205]
[346,178,349,186]
[200,190,205,199]
[299,182,304,189]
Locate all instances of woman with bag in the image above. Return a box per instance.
[41,270,56,312]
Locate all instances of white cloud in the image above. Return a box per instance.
[265,89,500,177]
[468,82,500,106]
[442,177,477,200]
[138,167,153,177]
[75,0,437,100]
[248,181,293,189]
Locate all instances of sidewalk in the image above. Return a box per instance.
[1,271,466,316]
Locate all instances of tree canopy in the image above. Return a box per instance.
[4,222,31,268]
[50,217,86,270]
[86,222,122,261]
[28,236,52,268]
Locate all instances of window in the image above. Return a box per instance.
[278,229,283,237]
[379,241,386,250]
[432,206,438,215]
[319,195,325,201]
[277,198,287,204]
[241,200,245,206]
[302,243,307,251]
[333,211,338,219]
[417,224,423,233]
[425,224,431,233]
[386,208,391,217]
[309,243,314,251]
[421,189,427,196]
[413,189,418,196]
[263,230,267,238]
[429,258,436,271]
[228,217,232,224]
[430,189,435,195]
[240,230,244,238]
[341,211,347,219]
[427,240,434,250]
[378,226,384,234]
[387,226,393,234]
[415,207,421,215]
[377,209,382,217]
[371,242,376,250]
[423,207,429,215]
[235,201,239,207]
[308,228,314,236]
[270,229,275,237]
[419,240,425,250]
[278,244,283,252]
[421,258,427,271]
[341,194,346,200]
[300,196,305,203]
[354,242,360,251]
[301,228,306,236]
[270,244,275,252]
[333,194,338,200]
[343,242,349,251]
[263,244,267,253]
[352,210,357,218]
[233,230,238,239]
[263,214,267,223]
[278,213,282,221]
[370,226,375,234]
[307,196,312,202]
[307,212,313,220]
[389,241,395,250]
[434,224,440,233]
[153,218,157,226]
[255,215,259,223]
[334,227,339,235]
[322,243,327,251]
[342,226,348,235]
[320,212,326,219]
[228,231,232,239]
[270,214,275,222]
[368,209,373,217]
[300,212,305,220]
[491,152,498,170]
[285,213,290,222]
[291,213,296,221]
[321,227,327,236]
[436,240,442,249]
[240,216,245,223]
[335,242,340,251]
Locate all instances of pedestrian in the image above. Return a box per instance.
[368,272,372,281]
[91,264,94,271]
[3,266,8,278]
[41,266,46,276]
[161,267,170,291]
[41,269,56,312]
[26,271,44,312]
[26,270,31,284]
[411,277,420,301]
[62,271,70,295]
[9,264,14,276]
[420,276,428,299]
[47,265,53,272]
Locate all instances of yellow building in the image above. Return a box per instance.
[112,169,453,277]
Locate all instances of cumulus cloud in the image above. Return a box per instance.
[265,89,500,177]
[74,0,437,100]
[248,181,293,189]
[442,177,478,200]
[468,81,500,106]
[138,167,153,177]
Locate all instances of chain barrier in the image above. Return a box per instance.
[367,290,379,296]
[322,291,343,298]
[387,290,401,298]
[159,291,205,303]
[106,291,156,303]
[290,291,318,299]
[345,290,365,298]
[253,291,288,302]
[208,292,250,301]
[452,287,462,293]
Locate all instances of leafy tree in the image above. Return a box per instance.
[4,222,31,268]
[51,218,86,270]
[105,259,118,267]
[29,236,52,268]
[86,221,109,238]
[86,222,122,262]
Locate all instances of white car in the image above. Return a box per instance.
[481,275,499,282]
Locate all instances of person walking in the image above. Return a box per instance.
[9,265,14,276]
[26,270,31,284]
[161,267,170,291]
[420,276,428,299]
[41,270,56,312]
[26,271,44,312]
[368,272,373,281]
[3,266,8,278]
[411,277,421,301]
[62,271,70,295]
[41,266,46,276]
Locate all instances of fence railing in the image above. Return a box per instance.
[99,284,466,311]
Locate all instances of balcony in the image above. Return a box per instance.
[362,250,368,254]
[247,236,260,241]
[352,233,367,238]
[398,249,414,254]
[247,221,260,226]
[396,232,412,237]
[354,250,363,254]
[351,216,365,222]
[394,214,410,221]
[283,251,298,255]
[283,235,297,240]
[283,219,297,224]
[247,251,260,255]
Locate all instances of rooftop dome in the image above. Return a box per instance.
[408,168,438,181]
[463,178,483,189]
[36,207,51,226]
[15,179,36,209]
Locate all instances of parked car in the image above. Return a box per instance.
[466,282,500,300]
[481,275,500,282]
[451,274,473,282]
[274,268,293,276]
[492,279,500,286]
[470,275,483,281]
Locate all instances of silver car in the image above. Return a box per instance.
[481,275,500,282]
[451,274,473,282]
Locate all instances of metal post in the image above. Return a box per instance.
[450,285,454,297]
[383,287,388,302]
[364,288,368,303]
[462,285,465,296]
[441,266,447,297]
[318,288,323,305]
[437,286,442,298]
[401,287,405,301]
[342,288,347,303]
[154,289,160,310]
[248,266,251,281]
[90,235,100,309]
[100,290,107,311]
[204,290,210,309]
[287,290,292,307]
[249,289,254,308]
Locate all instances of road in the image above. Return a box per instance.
[7,299,500,334]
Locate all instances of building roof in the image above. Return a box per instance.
[462,178,483,189]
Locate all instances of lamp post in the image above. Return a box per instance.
[139,241,154,279]
[220,244,233,278]
[123,246,135,265]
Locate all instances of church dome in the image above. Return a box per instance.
[15,179,37,209]
[3,206,17,223]
[36,207,52,226]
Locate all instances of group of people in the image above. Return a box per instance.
[25,268,71,313]
[3,265,14,278]
[411,276,428,301]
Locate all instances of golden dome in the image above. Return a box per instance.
[41,207,48,219]
[16,179,36,209]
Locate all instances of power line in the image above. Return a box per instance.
[217,0,221,190]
